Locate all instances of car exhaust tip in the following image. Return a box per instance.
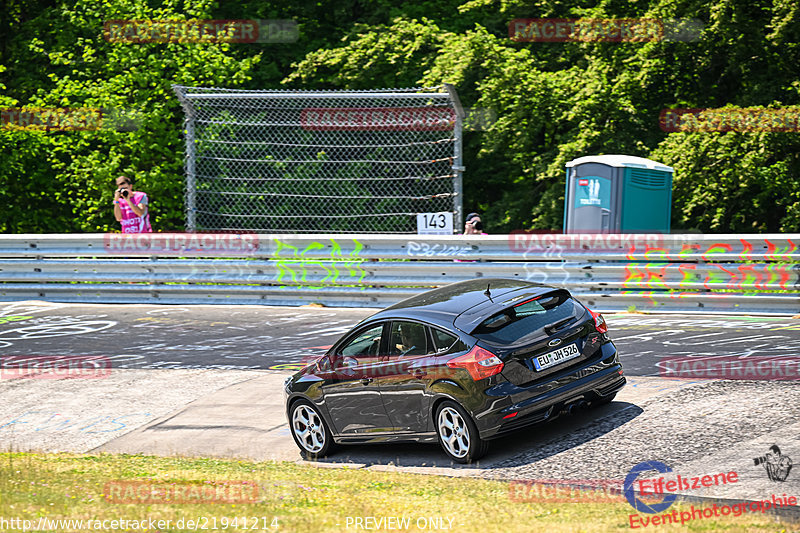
[561,400,590,416]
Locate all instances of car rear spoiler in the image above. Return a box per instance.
[453,287,571,335]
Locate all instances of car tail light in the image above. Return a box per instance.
[447,345,504,381]
[587,308,608,334]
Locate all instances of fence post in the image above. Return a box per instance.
[445,83,465,233]
[173,85,197,232]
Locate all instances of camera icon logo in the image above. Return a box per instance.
[753,445,793,482]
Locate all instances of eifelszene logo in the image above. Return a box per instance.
[624,461,677,514]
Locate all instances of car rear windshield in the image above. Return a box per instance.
[472,292,582,344]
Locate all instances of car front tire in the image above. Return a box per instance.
[435,400,488,464]
[289,399,335,460]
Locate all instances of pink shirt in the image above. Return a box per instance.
[118,191,152,233]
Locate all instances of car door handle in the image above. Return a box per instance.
[361,377,373,385]
[412,369,427,378]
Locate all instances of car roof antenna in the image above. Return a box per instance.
[484,283,493,301]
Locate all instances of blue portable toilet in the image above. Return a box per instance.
[563,154,673,233]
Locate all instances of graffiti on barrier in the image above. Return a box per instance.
[621,263,799,291]
[522,242,575,286]
[618,238,800,296]
[406,242,473,258]
[618,237,799,261]
[274,238,367,289]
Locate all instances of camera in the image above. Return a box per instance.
[117,189,129,199]
[753,456,768,466]
[473,220,483,231]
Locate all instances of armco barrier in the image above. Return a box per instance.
[0,233,798,313]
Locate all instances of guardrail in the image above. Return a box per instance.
[1,233,798,313]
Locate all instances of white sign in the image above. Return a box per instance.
[417,212,454,235]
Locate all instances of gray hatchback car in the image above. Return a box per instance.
[284,278,625,463]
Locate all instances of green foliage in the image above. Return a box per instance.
[652,128,800,232]
[279,2,800,233]
[0,0,260,232]
[1,0,799,233]
[285,18,452,90]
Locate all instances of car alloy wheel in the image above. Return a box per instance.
[435,401,488,464]
[290,400,334,459]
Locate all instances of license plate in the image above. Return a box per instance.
[533,343,580,371]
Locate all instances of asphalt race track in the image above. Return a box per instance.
[4,300,800,374]
[1,300,799,506]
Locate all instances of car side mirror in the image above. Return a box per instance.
[327,354,350,371]
[316,355,332,372]
[328,354,357,377]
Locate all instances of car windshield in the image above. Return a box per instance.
[472,292,580,344]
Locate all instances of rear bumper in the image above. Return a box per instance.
[475,341,625,440]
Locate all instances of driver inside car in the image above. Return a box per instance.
[392,323,426,356]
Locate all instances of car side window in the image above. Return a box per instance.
[389,321,434,357]
[432,328,458,352]
[339,324,384,360]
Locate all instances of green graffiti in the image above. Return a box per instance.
[703,264,733,288]
[765,239,796,261]
[273,238,366,290]
[677,264,697,288]
[0,315,33,325]
[268,363,305,370]
[346,239,367,285]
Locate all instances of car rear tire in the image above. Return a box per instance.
[435,401,488,464]
[289,399,335,460]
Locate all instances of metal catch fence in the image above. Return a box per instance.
[173,85,463,234]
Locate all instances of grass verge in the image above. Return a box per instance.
[0,452,796,532]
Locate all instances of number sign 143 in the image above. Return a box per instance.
[417,212,454,235]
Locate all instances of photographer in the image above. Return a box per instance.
[755,445,793,482]
[463,212,487,235]
[113,175,152,233]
